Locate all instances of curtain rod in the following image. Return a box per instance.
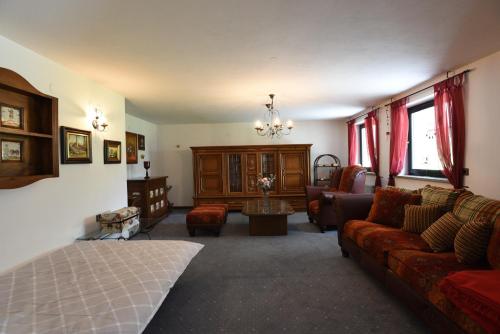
[348,68,472,122]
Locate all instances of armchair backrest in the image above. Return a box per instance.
[329,167,344,189]
[338,165,367,193]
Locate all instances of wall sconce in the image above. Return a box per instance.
[91,107,108,132]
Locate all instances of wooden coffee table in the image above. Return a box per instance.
[242,199,294,236]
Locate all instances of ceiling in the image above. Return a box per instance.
[1,0,499,124]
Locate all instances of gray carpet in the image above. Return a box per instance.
[138,210,428,334]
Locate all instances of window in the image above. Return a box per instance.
[407,100,444,178]
[358,124,371,170]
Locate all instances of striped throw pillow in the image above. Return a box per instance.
[402,204,446,234]
[421,212,464,252]
[455,217,493,264]
[453,192,500,225]
[421,185,460,212]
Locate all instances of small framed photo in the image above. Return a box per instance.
[60,126,92,164]
[150,190,154,198]
[155,188,159,197]
[161,200,164,208]
[103,140,121,164]
[0,104,24,130]
[138,134,145,150]
[156,202,160,210]
[150,204,155,213]
[1,139,23,162]
[160,187,164,195]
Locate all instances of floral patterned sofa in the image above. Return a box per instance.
[335,186,500,334]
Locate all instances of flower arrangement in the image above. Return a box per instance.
[257,174,275,193]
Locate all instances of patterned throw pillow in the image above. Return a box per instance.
[402,204,446,234]
[453,191,500,225]
[421,212,463,252]
[367,188,422,227]
[421,185,460,212]
[455,217,493,264]
[386,186,420,194]
[487,216,500,269]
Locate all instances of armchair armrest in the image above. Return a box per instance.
[334,193,374,246]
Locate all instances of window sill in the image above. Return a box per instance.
[396,175,450,184]
[366,171,375,175]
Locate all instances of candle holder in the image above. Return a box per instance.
[143,161,151,179]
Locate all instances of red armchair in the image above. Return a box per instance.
[306,165,367,232]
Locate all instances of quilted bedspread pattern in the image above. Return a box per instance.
[0,240,203,334]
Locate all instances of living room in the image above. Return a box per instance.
[0,1,499,333]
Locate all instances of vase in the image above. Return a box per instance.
[262,190,270,207]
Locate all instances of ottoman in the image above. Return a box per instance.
[186,204,228,237]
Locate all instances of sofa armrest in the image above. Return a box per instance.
[305,185,328,203]
[334,193,374,246]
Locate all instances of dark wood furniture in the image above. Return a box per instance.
[242,199,294,236]
[313,154,341,186]
[0,67,58,189]
[191,144,311,211]
[127,176,169,227]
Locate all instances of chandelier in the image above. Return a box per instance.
[254,94,293,138]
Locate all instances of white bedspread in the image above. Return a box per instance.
[0,240,203,334]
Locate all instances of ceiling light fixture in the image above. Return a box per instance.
[254,94,293,138]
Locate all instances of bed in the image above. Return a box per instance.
[0,240,203,334]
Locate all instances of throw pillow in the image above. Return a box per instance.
[453,191,500,225]
[487,216,500,269]
[421,212,463,252]
[455,217,493,264]
[402,204,446,234]
[421,185,460,212]
[366,187,422,227]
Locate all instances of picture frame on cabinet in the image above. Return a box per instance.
[103,140,121,164]
[0,104,24,130]
[1,139,23,162]
[60,126,92,164]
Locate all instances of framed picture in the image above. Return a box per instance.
[1,139,23,162]
[0,104,24,129]
[126,131,138,164]
[60,126,92,164]
[138,134,145,150]
[103,140,121,164]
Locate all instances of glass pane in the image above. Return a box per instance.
[360,127,371,168]
[411,107,442,170]
[261,153,276,191]
[228,154,242,192]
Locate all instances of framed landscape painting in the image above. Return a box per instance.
[60,126,92,164]
[104,140,121,164]
[1,139,23,162]
[126,131,138,164]
[0,104,24,130]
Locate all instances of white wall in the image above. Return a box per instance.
[157,120,347,206]
[0,36,127,273]
[353,51,500,199]
[125,114,159,179]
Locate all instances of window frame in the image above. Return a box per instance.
[407,100,445,178]
[357,123,372,172]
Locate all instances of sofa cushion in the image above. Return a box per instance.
[421,212,464,252]
[453,191,500,225]
[343,220,396,246]
[488,216,500,269]
[438,270,500,334]
[402,204,446,234]
[455,217,493,264]
[186,208,225,225]
[367,188,422,227]
[308,200,320,215]
[421,185,460,212]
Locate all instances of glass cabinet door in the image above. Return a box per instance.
[228,153,243,193]
[260,152,277,191]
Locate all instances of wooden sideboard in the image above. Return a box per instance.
[191,144,312,211]
[127,176,169,226]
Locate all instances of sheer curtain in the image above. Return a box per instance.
[347,120,357,165]
[434,73,466,189]
[389,98,409,186]
[364,109,381,186]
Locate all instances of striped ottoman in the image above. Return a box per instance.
[186,204,228,237]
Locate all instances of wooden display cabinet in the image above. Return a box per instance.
[192,144,312,211]
[127,176,169,227]
[0,67,59,189]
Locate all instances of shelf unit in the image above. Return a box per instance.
[0,67,59,189]
[313,154,341,186]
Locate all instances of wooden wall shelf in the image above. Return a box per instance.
[0,67,59,189]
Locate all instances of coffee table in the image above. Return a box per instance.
[242,199,294,236]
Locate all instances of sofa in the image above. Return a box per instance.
[305,165,366,232]
[335,186,500,334]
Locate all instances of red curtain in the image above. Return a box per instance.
[434,73,466,189]
[347,120,357,165]
[389,97,409,186]
[364,109,381,186]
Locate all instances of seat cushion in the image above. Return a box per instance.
[198,203,229,214]
[308,199,320,215]
[367,187,422,227]
[186,209,225,225]
[343,220,431,265]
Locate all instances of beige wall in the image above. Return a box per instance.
[156,120,347,206]
[0,36,127,273]
[354,51,500,199]
[125,114,159,179]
